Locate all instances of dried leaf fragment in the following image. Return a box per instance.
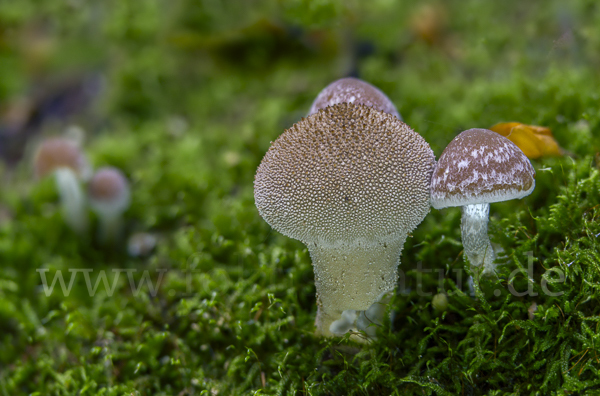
[490,122,563,159]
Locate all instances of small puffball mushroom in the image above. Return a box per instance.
[430,128,535,275]
[308,77,402,120]
[88,167,130,243]
[34,137,91,232]
[255,103,434,339]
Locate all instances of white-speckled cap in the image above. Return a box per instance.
[430,128,535,209]
[308,77,401,120]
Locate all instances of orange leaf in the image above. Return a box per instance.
[489,122,563,159]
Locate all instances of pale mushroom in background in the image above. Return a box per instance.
[127,232,157,257]
[308,77,402,120]
[88,167,130,244]
[430,128,536,275]
[255,103,434,339]
[34,137,91,233]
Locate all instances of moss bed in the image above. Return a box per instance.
[1,1,600,394]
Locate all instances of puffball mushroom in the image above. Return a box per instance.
[34,137,91,232]
[255,103,434,338]
[308,77,402,120]
[430,128,535,275]
[88,167,130,243]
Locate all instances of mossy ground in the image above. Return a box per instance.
[1,1,600,395]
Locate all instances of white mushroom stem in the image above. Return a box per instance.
[54,167,88,233]
[92,203,125,244]
[310,238,404,339]
[460,203,496,275]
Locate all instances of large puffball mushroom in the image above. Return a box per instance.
[33,137,91,233]
[308,77,402,120]
[255,103,434,338]
[88,167,131,244]
[430,128,536,275]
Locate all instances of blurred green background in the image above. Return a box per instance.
[1,0,600,395]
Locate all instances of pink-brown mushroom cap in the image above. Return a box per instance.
[34,138,89,179]
[88,167,130,212]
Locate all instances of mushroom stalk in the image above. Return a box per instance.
[310,238,404,338]
[460,203,495,275]
[96,209,123,244]
[54,167,88,233]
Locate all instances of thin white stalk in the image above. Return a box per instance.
[460,203,496,275]
[54,168,88,233]
[98,212,122,244]
[89,200,125,244]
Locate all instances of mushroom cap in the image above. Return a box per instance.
[34,137,90,179]
[254,103,434,246]
[430,128,536,209]
[88,167,130,214]
[308,77,401,119]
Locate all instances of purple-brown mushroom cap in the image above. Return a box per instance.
[430,128,536,209]
[308,77,401,119]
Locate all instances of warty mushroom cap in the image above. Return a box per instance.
[254,102,434,247]
[308,77,401,119]
[430,128,535,210]
[34,137,91,180]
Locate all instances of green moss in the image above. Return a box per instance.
[1,0,600,394]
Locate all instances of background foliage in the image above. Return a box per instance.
[1,0,599,394]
